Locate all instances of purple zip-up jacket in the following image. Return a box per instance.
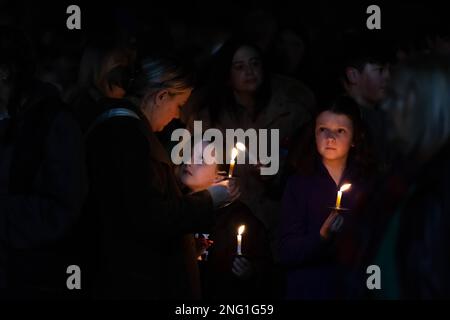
[279,160,368,299]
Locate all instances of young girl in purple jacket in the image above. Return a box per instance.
[279,95,377,299]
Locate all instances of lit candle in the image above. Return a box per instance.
[335,183,351,209]
[196,233,210,261]
[228,147,239,178]
[236,225,245,255]
[236,142,246,152]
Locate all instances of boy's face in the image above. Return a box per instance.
[349,62,390,107]
[179,142,220,192]
[180,162,218,192]
[315,111,354,162]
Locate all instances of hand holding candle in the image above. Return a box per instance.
[335,183,351,209]
[236,225,245,255]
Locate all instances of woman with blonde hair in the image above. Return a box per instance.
[83,55,238,299]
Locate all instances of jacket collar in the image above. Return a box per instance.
[317,157,356,189]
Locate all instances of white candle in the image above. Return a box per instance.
[228,148,239,178]
[335,191,342,208]
[335,183,351,209]
[237,225,245,255]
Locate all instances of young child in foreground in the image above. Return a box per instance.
[178,141,273,300]
[279,96,376,299]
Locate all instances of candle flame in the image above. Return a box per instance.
[339,183,352,192]
[231,148,239,161]
[238,225,245,235]
[236,142,246,152]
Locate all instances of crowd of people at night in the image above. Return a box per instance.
[1,1,450,300]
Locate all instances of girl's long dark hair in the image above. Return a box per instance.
[202,37,271,126]
[287,95,377,179]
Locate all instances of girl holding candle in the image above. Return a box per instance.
[279,95,376,299]
[178,141,274,300]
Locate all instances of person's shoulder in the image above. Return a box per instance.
[270,74,316,113]
[50,109,82,133]
[87,109,148,149]
[97,110,142,131]
[271,74,314,97]
[30,81,65,109]
[26,81,80,134]
[94,98,143,129]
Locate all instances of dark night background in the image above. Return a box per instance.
[0,0,448,101]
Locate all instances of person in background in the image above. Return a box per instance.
[360,55,450,299]
[336,31,394,172]
[0,26,86,299]
[70,32,136,134]
[182,37,315,263]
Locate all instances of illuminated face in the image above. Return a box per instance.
[148,88,192,132]
[315,111,354,162]
[179,142,220,192]
[357,63,390,106]
[230,45,263,93]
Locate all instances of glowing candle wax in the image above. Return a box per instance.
[228,147,239,178]
[335,183,351,209]
[236,225,245,255]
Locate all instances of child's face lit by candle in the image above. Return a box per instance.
[315,111,354,162]
[179,142,221,193]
